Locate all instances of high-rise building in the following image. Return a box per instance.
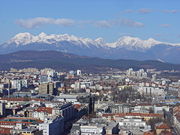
[39,82,55,95]
[11,80,22,91]
[88,95,95,114]
[76,70,81,76]
[39,116,64,135]
[48,82,54,95]
[0,102,6,116]
[10,79,28,91]
[39,83,49,95]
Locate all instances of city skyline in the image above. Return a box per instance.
[0,1,180,135]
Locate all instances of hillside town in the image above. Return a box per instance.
[0,67,179,135]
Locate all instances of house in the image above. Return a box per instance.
[155,123,171,135]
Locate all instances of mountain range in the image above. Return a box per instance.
[0,32,180,64]
[0,50,179,72]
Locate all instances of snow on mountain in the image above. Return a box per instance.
[8,32,35,45]
[7,32,102,48]
[1,32,180,64]
[6,32,180,49]
[106,36,162,49]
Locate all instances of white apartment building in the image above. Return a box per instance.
[39,116,64,135]
[137,86,166,96]
[80,125,104,135]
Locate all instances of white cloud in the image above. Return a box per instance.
[120,19,144,27]
[123,9,179,14]
[16,17,144,29]
[123,9,134,13]
[123,9,152,14]
[163,10,178,13]
[160,24,171,27]
[93,19,144,28]
[138,8,152,14]
[16,17,75,28]
[94,20,112,28]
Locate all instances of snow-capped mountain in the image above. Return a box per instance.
[106,36,162,49]
[6,32,180,48]
[7,32,102,47]
[1,32,180,64]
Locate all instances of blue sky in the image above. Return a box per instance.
[1,0,180,43]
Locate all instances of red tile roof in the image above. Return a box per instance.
[35,107,52,114]
[73,104,81,109]
[102,113,163,117]
[160,130,172,135]
[0,121,31,125]
[156,123,170,129]
[0,127,11,134]
[144,131,155,135]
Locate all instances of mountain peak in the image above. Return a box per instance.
[38,32,47,37]
[95,37,104,45]
[5,32,180,49]
[106,36,162,49]
[1,33,180,64]
[8,32,34,45]
[12,32,33,39]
